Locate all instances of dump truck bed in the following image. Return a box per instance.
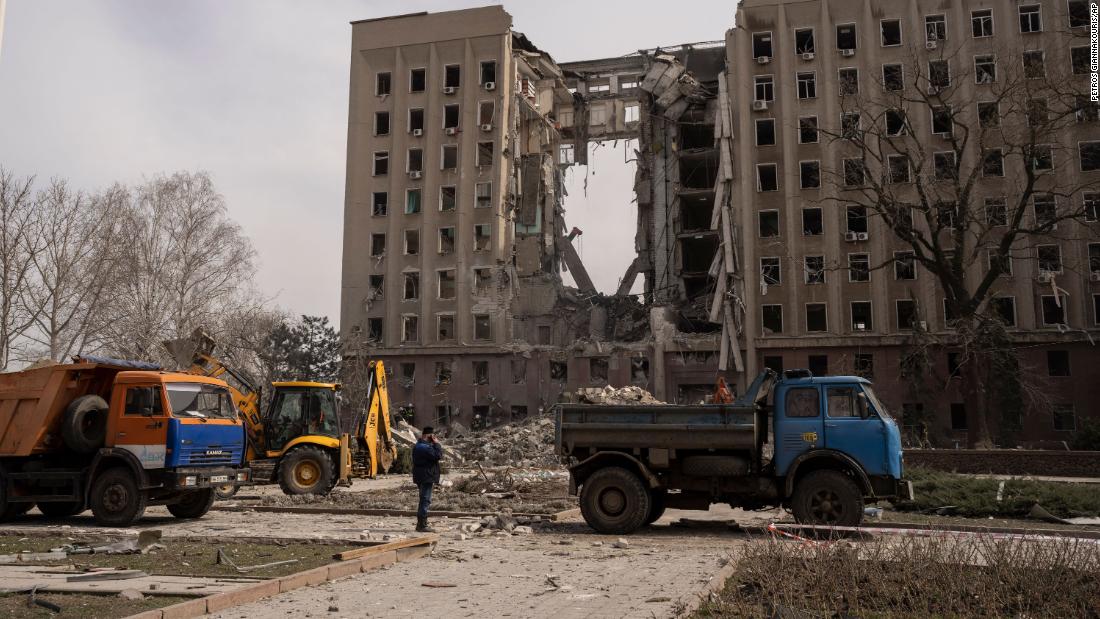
[556,403,761,455]
[0,361,134,457]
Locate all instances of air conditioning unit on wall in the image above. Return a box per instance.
[483,81,496,91]
[1090,271,1100,282]
[926,40,938,50]
[840,48,855,57]
[757,56,771,65]
[408,170,422,179]
[411,128,423,137]
[443,86,456,95]
[844,231,859,242]
[801,52,815,61]
[445,127,458,136]
[752,100,768,111]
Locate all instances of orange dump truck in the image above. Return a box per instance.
[0,356,251,526]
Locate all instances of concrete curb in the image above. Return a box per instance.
[674,558,738,618]
[122,534,438,619]
[212,503,564,519]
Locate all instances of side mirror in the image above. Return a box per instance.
[141,406,155,417]
[857,393,871,419]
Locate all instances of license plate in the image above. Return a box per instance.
[210,475,229,483]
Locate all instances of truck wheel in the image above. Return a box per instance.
[167,489,215,519]
[791,470,864,527]
[278,446,334,495]
[579,467,651,535]
[214,484,239,500]
[62,395,109,454]
[645,489,667,525]
[37,501,85,518]
[90,467,147,526]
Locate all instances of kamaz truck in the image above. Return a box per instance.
[0,356,251,526]
[557,369,913,534]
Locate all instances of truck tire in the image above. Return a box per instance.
[37,501,85,518]
[681,455,750,477]
[89,467,147,526]
[214,484,239,500]
[791,470,864,527]
[167,489,215,519]
[645,489,667,525]
[579,466,651,535]
[278,446,335,495]
[62,395,109,455]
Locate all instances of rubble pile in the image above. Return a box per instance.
[572,385,664,405]
[447,416,558,467]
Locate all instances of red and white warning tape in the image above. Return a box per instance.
[766,522,1100,545]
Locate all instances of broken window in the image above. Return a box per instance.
[440,186,456,211]
[473,267,492,295]
[754,75,774,102]
[409,108,424,132]
[1047,350,1070,377]
[444,64,460,89]
[931,106,952,135]
[843,159,865,186]
[373,151,388,175]
[619,76,639,91]
[589,358,609,384]
[800,161,820,189]
[375,111,390,136]
[987,249,1012,276]
[376,72,391,95]
[474,223,490,251]
[625,104,640,123]
[405,189,421,215]
[759,210,780,237]
[796,72,816,99]
[802,208,823,235]
[854,353,874,379]
[475,182,491,209]
[851,301,874,332]
[885,109,907,136]
[982,149,1004,177]
[762,305,784,334]
[550,360,568,382]
[438,228,455,254]
[841,111,860,137]
[846,205,868,233]
[1053,406,1076,431]
[438,269,456,298]
[757,164,778,192]
[936,201,958,229]
[468,361,489,386]
[947,402,966,430]
[896,300,917,329]
[764,356,784,374]
[403,271,420,300]
[839,68,858,95]
[407,148,423,173]
[804,255,826,284]
[1086,194,1100,221]
[401,315,418,343]
[881,19,902,46]
[894,251,916,280]
[410,68,425,92]
[882,64,903,91]
[559,144,575,164]
[761,256,781,285]
[367,317,383,341]
[1071,0,1089,27]
[798,116,818,143]
[480,60,496,85]
[806,304,828,332]
[1090,243,1100,273]
[1029,144,1053,171]
[926,14,946,41]
[404,229,419,255]
[974,55,996,83]
[1037,245,1062,273]
[933,151,957,180]
[1027,99,1048,127]
[887,154,910,183]
[399,362,415,383]
[1073,46,1091,75]
[1076,96,1099,123]
[1023,50,1045,78]
[756,119,776,146]
[794,28,815,55]
[442,144,458,170]
[1034,194,1057,229]
[476,141,493,167]
[985,198,1007,226]
[434,362,452,385]
[372,192,388,216]
[1041,295,1067,326]
[537,325,551,345]
[929,61,949,89]
[509,405,528,421]
[510,358,526,384]
[1081,141,1100,171]
[972,9,993,37]
[435,404,452,425]
[478,100,495,126]
[978,102,998,127]
[849,254,871,283]
[437,314,455,342]
[631,357,649,382]
[586,106,606,126]
[752,32,773,58]
[370,233,386,257]
[587,81,610,94]
[1019,4,1042,33]
[443,104,459,128]
[991,297,1016,326]
[473,314,491,341]
[836,23,856,50]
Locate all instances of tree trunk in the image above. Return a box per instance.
[964,347,994,449]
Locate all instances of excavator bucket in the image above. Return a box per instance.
[162,328,216,370]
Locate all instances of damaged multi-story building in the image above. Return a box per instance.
[342,2,1100,444]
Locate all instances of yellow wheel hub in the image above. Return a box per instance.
[294,460,320,486]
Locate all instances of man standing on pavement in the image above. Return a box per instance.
[412,426,443,532]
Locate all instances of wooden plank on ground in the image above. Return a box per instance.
[332,533,438,561]
[212,504,557,520]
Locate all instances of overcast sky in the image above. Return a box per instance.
[0,1,733,326]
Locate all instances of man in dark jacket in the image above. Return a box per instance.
[411,426,443,532]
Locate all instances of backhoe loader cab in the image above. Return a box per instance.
[265,382,341,451]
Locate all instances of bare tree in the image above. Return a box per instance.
[0,168,41,370]
[819,39,1099,446]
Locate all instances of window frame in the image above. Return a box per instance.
[972,9,994,38]
[838,67,859,96]
[880,18,903,47]
[799,160,822,189]
[796,71,818,99]
[798,116,819,144]
[805,302,829,332]
[754,75,775,102]
[925,14,947,42]
[1018,4,1042,33]
[761,256,782,285]
[756,163,779,192]
[894,251,916,280]
[804,255,826,284]
[755,118,777,146]
[850,300,874,331]
[848,253,871,283]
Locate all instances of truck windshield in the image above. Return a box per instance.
[861,386,892,420]
[166,383,238,420]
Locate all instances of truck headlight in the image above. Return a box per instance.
[181,475,197,487]
[237,471,249,482]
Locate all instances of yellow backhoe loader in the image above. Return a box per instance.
[163,329,397,496]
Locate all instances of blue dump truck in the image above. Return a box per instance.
[557,369,913,533]
[0,357,251,526]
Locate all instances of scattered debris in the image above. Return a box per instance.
[422,581,458,588]
[447,415,558,467]
[118,589,145,601]
[67,569,149,582]
[612,538,630,549]
[27,586,61,613]
[572,385,663,405]
[216,547,299,573]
